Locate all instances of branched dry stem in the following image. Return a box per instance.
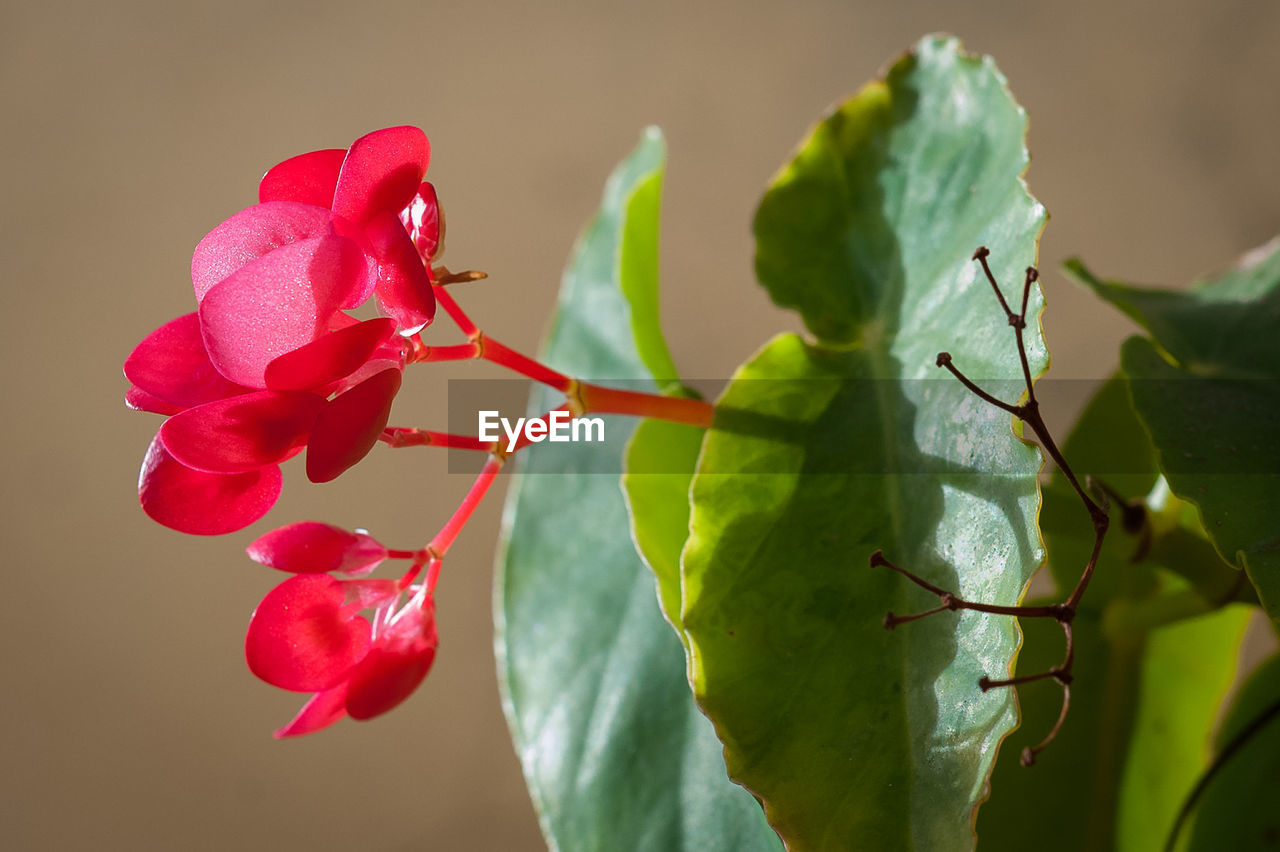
[871,247,1110,766]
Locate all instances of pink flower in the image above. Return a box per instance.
[127,313,405,533]
[243,523,439,736]
[246,521,390,576]
[126,127,443,535]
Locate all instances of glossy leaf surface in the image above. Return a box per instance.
[497,128,780,852]
[683,37,1048,848]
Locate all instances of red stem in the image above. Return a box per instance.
[481,336,573,393]
[413,341,481,363]
[432,285,479,337]
[394,560,425,592]
[427,455,504,558]
[381,427,494,452]
[420,288,714,430]
[578,382,714,428]
[504,408,574,453]
[424,558,443,594]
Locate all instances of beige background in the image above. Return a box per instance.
[4,0,1278,849]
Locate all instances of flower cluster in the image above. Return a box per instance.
[125,127,452,735]
[124,126,713,737]
[125,126,441,535]
[244,522,439,737]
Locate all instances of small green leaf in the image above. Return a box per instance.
[1066,243,1280,377]
[623,415,704,639]
[620,168,682,390]
[497,128,780,852]
[684,35,1049,849]
[1186,653,1280,851]
[1070,242,1280,621]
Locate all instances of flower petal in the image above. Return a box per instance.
[159,390,325,474]
[274,684,350,738]
[306,368,402,483]
[367,211,435,334]
[247,522,389,575]
[191,202,335,302]
[403,181,443,262]
[245,575,372,692]
[331,126,430,227]
[199,235,369,387]
[138,435,281,535]
[125,313,253,410]
[258,148,346,208]
[346,597,438,720]
[126,386,184,415]
[342,578,401,610]
[264,318,398,392]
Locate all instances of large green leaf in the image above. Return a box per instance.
[496,128,780,852]
[1186,652,1280,851]
[978,377,1250,851]
[683,36,1048,849]
[1069,243,1280,621]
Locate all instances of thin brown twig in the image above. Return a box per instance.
[871,247,1110,764]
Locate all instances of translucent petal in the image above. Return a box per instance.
[273,684,350,738]
[345,597,438,720]
[258,148,346,208]
[245,575,372,692]
[331,126,430,227]
[342,577,400,610]
[247,521,389,575]
[124,313,252,410]
[191,202,334,302]
[403,181,442,262]
[367,211,435,334]
[159,390,324,474]
[264,318,397,391]
[138,435,281,535]
[199,235,369,387]
[305,368,402,483]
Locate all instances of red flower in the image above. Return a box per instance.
[243,523,439,736]
[246,521,389,576]
[126,127,443,534]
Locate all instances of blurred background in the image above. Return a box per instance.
[3,0,1278,848]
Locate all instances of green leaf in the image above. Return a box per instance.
[1123,338,1280,620]
[1186,652,1280,851]
[1065,242,1280,377]
[496,128,781,852]
[1115,599,1249,852]
[623,416,704,640]
[619,170,682,390]
[754,38,1046,349]
[684,36,1048,849]
[977,376,1250,852]
[1069,242,1280,621]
